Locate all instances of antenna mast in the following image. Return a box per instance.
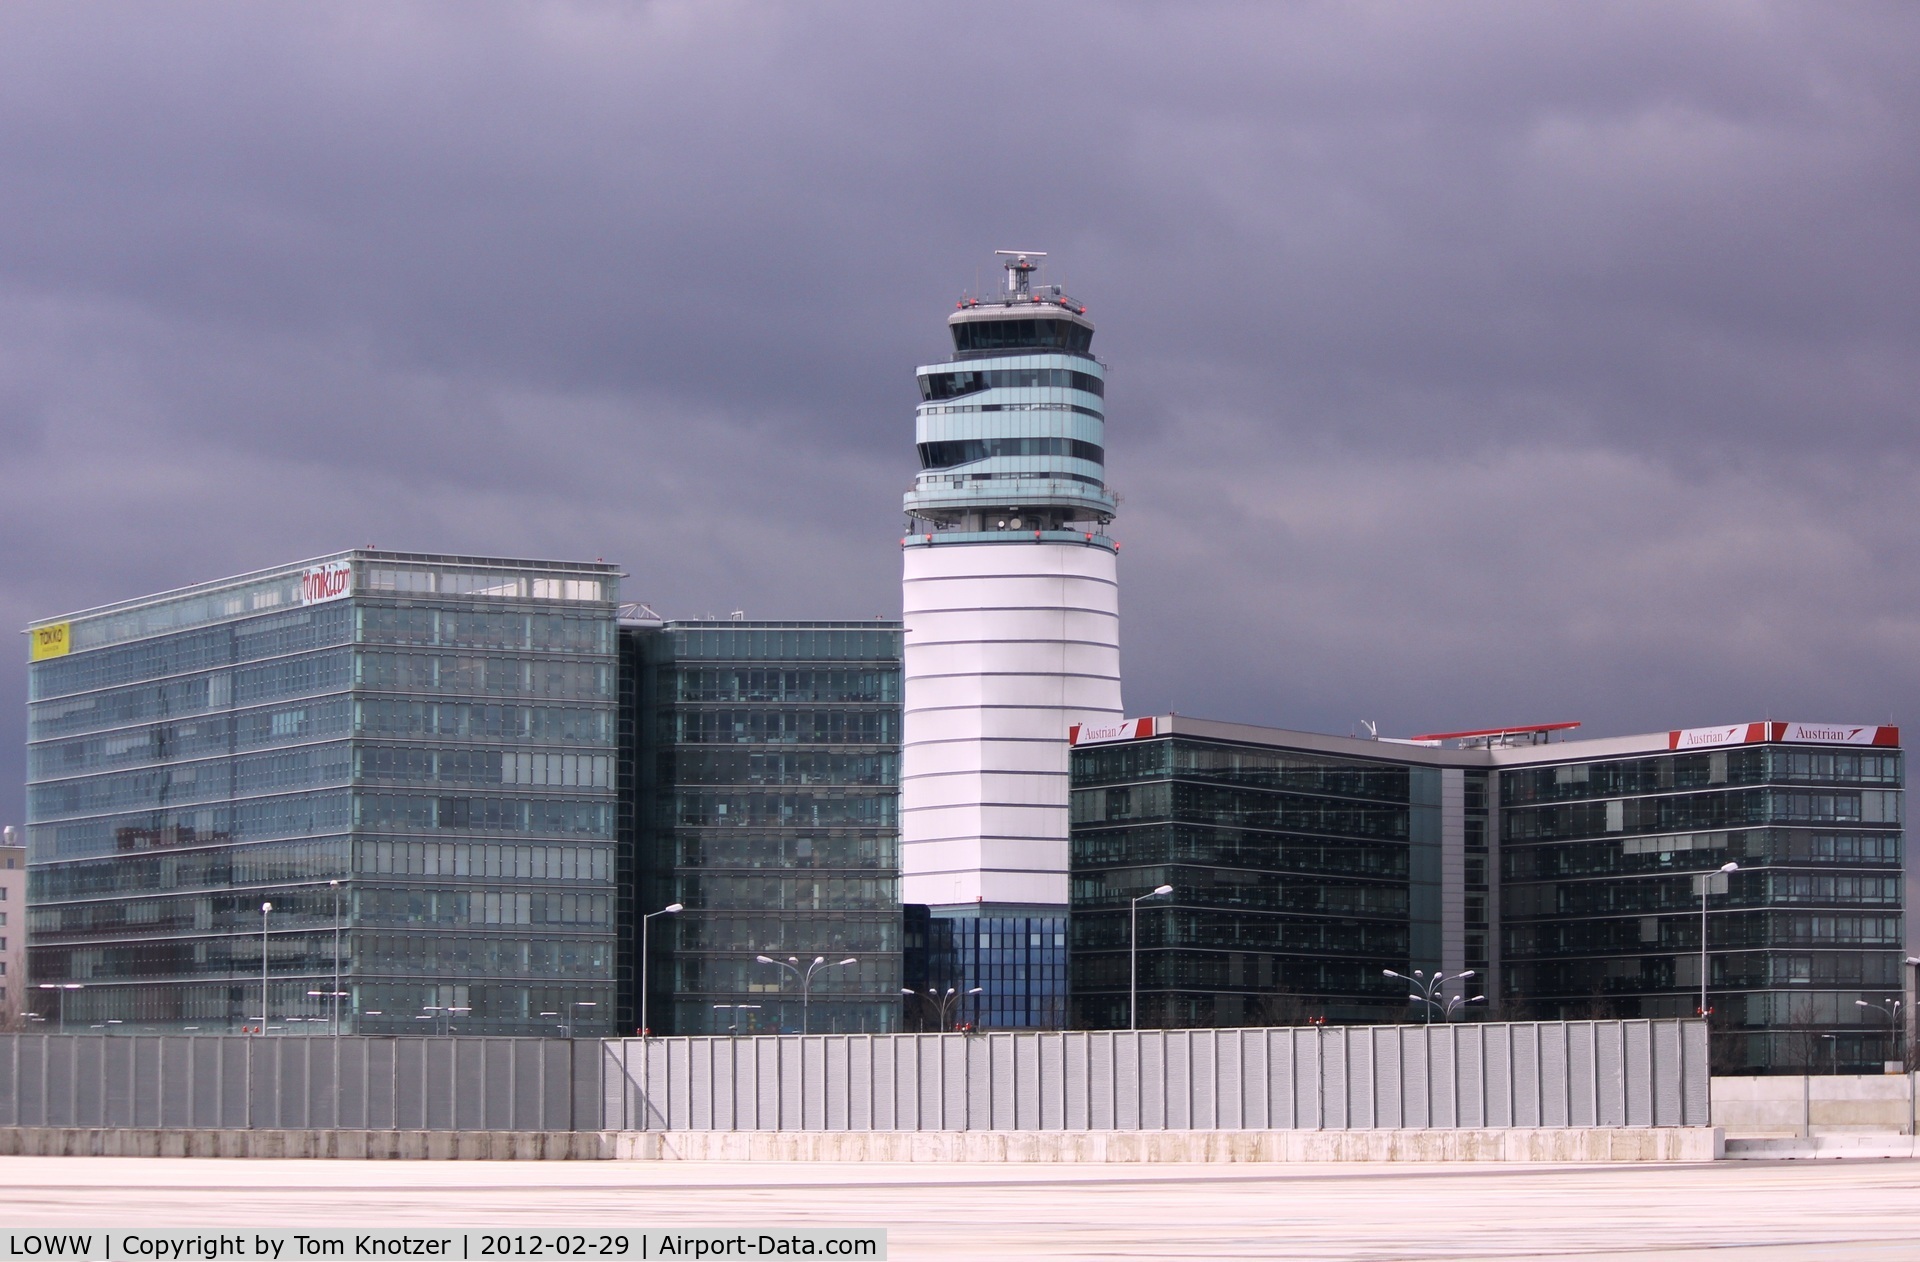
[993,250,1046,298]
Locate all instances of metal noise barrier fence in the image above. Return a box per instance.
[0,1036,599,1131]
[603,1019,1711,1132]
[0,1020,1708,1133]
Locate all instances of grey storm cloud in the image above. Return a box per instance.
[0,0,1917,821]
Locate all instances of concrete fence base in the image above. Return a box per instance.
[0,1126,1722,1163]
[640,1127,1722,1163]
[1712,1074,1919,1136]
[0,1128,618,1160]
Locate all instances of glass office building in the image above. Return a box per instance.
[1070,715,1902,1071]
[903,909,1067,1030]
[1500,726,1905,1073]
[1070,721,1422,1029]
[629,620,902,1035]
[26,550,621,1036]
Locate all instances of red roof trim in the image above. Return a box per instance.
[1408,721,1583,742]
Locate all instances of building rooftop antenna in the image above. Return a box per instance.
[993,250,1046,298]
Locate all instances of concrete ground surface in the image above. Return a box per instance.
[2,1156,1918,1260]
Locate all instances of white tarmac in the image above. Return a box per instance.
[2,1155,1918,1260]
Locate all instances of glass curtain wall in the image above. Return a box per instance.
[910,915,1066,1030]
[1069,735,1414,1029]
[633,622,903,1035]
[1499,743,1904,1072]
[26,551,620,1035]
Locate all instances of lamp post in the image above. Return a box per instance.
[1130,884,1174,1031]
[1904,957,1920,1074]
[1857,999,1902,1067]
[1603,861,1741,1020]
[1820,1033,1840,1076]
[37,983,82,1034]
[639,902,684,1038]
[902,986,982,1031]
[1384,969,1476,1025]
[329,880,343,1036]
[755,955,857,1034]
[566,1000,597,1040]
[259,901,272,1035]
[1696,862,1740,1017]
[308,990,349,1035]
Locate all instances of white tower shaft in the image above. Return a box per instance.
[897,254,1121,913]
[900,543,1122,909]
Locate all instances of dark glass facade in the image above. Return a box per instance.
[1069,735,1415,1029]
[630,621,902,1035]
[1500,743,1905,1072]
[26,552,621,1036]
[904,908,1067,1030]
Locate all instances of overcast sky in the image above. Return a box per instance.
[2,1,1916,824]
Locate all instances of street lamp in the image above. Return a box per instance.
[1131,884,1174,1031]
[37,983,82,1035]
[1820,1032,1840,1076]
[1857,999,1903,1066]
[328,880,343,1036]
[567,1000,597,1040]
[1904,957,1920,1073]
[1602,861,1741,1020]
[902,986,982,1031]
[308,990,349,1036]
[420,1004,471,1036]
[1384,969,1476,1026]
[259,901,272,1035]
[639,902,684,1038]
[1697,862,1740,1018]
[755,955,857,1034]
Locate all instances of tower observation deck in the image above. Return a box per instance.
[900,253,1124,916]
[903,251,1116,539]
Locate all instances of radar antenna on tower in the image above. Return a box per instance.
[993,250,1046,297]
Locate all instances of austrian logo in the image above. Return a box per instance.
[1669,725,1748,750]
[1781,722,1880,746]
[1072,717,1155,745]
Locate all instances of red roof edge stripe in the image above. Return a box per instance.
[1408,722,1583,742]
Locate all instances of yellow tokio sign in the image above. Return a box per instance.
[29,622,70,661]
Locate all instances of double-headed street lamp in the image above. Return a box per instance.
[755,954,857,1035]
[422,1004,471,1036]
[902,986,983,1031]
[1383,969,1480,1025]
[712,1003,761,1036]
[37,983,82,1034]
[308,990,349,1036]
[1858,998,1903,1065]
[639,902,684,1038]
[1130,884,1174,1031]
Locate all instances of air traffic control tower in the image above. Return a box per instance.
[900,252,1124,918]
